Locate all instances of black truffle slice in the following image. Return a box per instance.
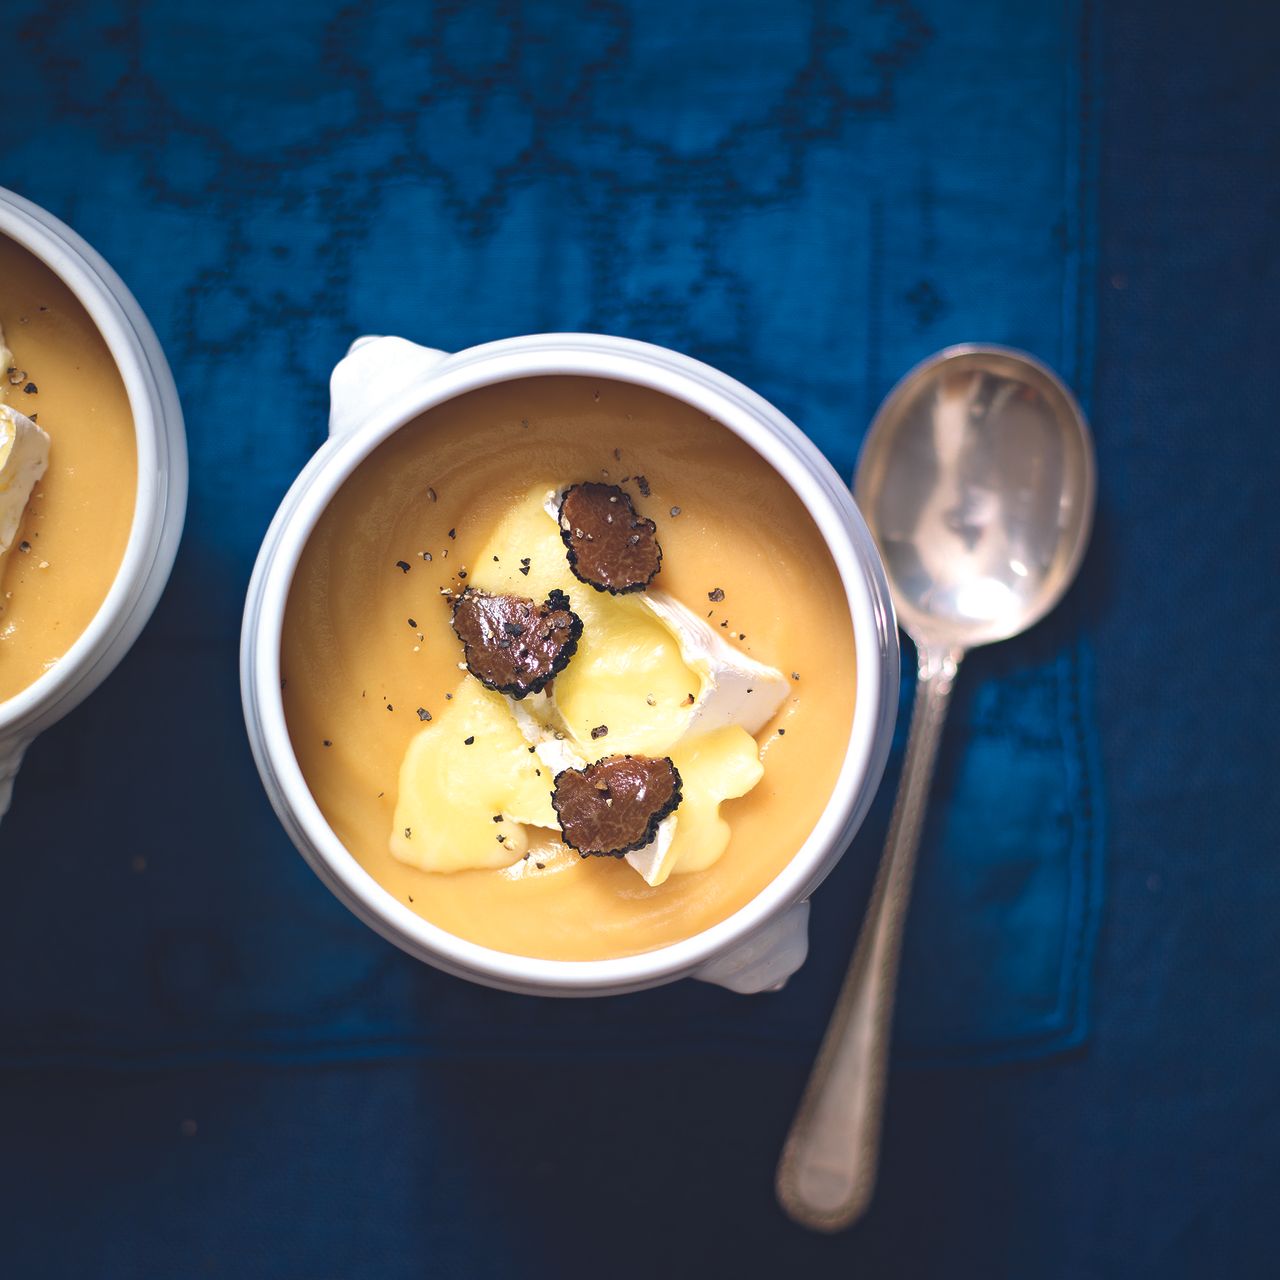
[557,482,662,594]
[551,755,683,857]
[451,588,583,700]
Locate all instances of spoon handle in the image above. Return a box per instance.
[776,643,962,1232]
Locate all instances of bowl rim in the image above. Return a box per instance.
[0,189,172,730]
[243,333,898,993]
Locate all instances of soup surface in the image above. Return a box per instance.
[283,376,855,960]
[0,235,138,701]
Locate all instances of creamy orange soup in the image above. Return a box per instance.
[283,376,855,961]
[0,235,138,700]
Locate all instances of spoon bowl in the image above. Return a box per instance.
[856,345,1095,649]
[777,345,1095,1231]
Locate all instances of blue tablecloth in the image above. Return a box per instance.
[2,1,1275,1276]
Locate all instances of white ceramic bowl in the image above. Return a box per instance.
[241,334,898,996]
[0,188,187,818]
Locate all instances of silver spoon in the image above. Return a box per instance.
[776,345,1096,1232]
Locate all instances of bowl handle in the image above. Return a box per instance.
[693,900,810,993]
[329,336,450,438]
[0,738,28,825]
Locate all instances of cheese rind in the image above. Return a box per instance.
[0,403,50,563]
[641,592,789,737]
[0,330,12,400]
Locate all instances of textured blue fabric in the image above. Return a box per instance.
[7,0,1270,1275]
[0,0,1100,1075]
